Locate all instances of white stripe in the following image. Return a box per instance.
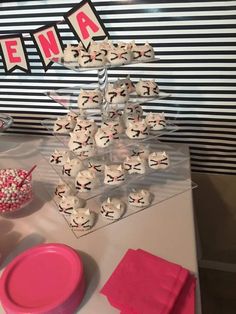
[0,101,66,106]
[109,28,236,34]
[167,93,236,98]
[2,95,236,107]
[2,112,66,118]
[26,54,236,61]
[1,4,236,15]
[0,88,53,93]
[165,113,236,119]
[155,100,236,106]
[1,107,66,113]
[50,62,236,69]
[0,88,236,98]
[47,29,236,38]
[1,15,236,28]
[177,120,236,126]
[177,126,236,133]
[169,131,236,139]
[160,137,236,144]
[6,128,51,133]
[4,67,235,76]
[84,68,236,75]
[2,21,235,33]
[1,96,236,107]
[147,63,236,68]
[25,37,236,45]
[104,16,236,23]
[2,0,236,8]
[160,86,236,91]
[0,94,49,100]
[12,124,49,129]
[22,28,236,37]
[0,78,235,85]
[0,81,96,88]
[10,118,47,122]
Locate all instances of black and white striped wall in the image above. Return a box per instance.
[0,0,235,174]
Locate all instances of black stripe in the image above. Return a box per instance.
[0,0,234,11]
[190,147,236,153]
[1,14,236,23]
[191,152,236,158]
[192,168,236,175]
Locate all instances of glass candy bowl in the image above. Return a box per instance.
[0,113,13,133]
[0,169,33,214]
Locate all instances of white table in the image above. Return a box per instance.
[0,135,201,313]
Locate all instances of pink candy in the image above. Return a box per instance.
[0,168,33,213]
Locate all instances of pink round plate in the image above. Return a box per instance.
[0,243,85,314]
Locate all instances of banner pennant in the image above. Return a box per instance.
[31,23,64,71]
[0,34,30,74]
[64,0,109,50]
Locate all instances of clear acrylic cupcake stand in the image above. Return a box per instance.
[41,50,196,238]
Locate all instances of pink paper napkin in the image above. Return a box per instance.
[172,274,196,314]
[100,249,196,314]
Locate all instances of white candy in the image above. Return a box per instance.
[123,156,146,174]
[66,111,78,123]
[50,150,71,166]
[107,46,132,66]
[77,89,103,109]
[54,181,74,204]
[105,83,129,104]
[131,146,150,160]
[135,79,159,97]
[62,157,84,177]
[73,118,98,136]
[53,116,75,134]
[114,75,135,94]
[68,132,95,153]
[104,165,125,185]
[63,44,80,62]
[75,169,99,192]
[124,103,143,117]
[131,42,155,62]
[78,49,106,68]
[126,119,149,139]
[95,126,119,148]
[145,112,166,131]
[70,208,95,231]
[100,197,125,220]
[148,151,170,169]
[101,119,124,134]
[128,189,151,207]
[58,195,85,215]
[123,113,141,128]
[87,159,105,173]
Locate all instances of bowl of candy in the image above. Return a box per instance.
[0,113,13,133]
[0,166,36,214]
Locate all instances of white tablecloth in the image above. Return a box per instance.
[0,135,201,313]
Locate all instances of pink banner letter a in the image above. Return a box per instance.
[76,11,99,40]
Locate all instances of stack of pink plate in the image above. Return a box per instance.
[0,243,85,314]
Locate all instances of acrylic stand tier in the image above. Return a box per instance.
[42,53,195,238]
